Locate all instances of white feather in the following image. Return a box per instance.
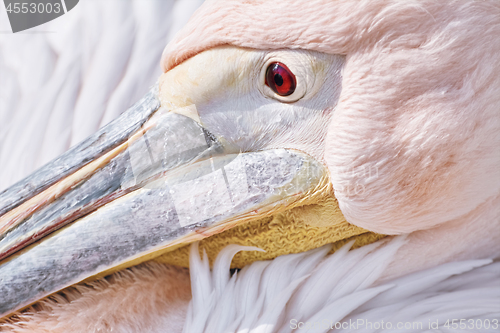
[184,237,500,333]
[0,0,200,191]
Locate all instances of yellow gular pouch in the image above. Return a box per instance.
[155,184,386,269]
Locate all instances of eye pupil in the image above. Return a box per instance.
[265,62,296,97]
[274,74,283,86]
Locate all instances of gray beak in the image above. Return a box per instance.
[0,86,328,317]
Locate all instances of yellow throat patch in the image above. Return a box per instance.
[156,184,386,268]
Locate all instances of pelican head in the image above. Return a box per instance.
[0,0,499,318]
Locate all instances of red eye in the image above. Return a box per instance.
[265,62,296,97]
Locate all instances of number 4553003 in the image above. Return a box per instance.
[443,319,498,330]
[6,2,62,14]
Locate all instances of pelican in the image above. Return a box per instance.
[0,0,499,332]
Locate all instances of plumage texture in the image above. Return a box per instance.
[0,263,191,333]
[0,0,202,191]
[5,238,499,333]
[184,238,500,333]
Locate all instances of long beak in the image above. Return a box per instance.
[0,86,329,317]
